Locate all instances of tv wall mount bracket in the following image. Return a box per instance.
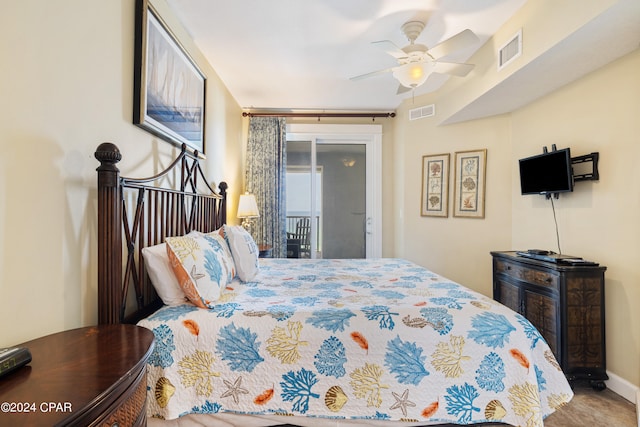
[542,144,599,182]
[542,145,599,199]
[571,152,599,182]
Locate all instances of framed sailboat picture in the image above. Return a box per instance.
[134,0,206,156]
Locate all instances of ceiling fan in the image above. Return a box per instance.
[351,20,479,94]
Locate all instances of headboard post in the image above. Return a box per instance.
[219,181,228,225]
[95,142,123,324]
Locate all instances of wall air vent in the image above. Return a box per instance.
[409,104,435,121]
[498,29,522,70]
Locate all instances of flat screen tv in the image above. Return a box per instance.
[519,148,573,195]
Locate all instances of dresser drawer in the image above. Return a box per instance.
[495,259,559,290]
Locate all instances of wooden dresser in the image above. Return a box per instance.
[0,324,154,426]
[490,251,608,389]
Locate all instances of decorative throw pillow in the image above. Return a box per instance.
[165,232,236,308]
[141,243,187,306]
[222,225,260,282]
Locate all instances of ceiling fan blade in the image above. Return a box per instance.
[433,61,475,77]
[350,66,396,81]
[372,40,408,59]
[396,84,412,95]
[428,29,479,60]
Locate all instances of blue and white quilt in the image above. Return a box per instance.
[138,258,573,426]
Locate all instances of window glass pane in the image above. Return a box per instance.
[317,143,366,258]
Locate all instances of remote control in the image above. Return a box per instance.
[0,347,32,378]
[527,249,555,255]
[564,259,599,266]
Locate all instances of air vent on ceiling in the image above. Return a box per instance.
[498,29,522,70]
[409,104,435,121]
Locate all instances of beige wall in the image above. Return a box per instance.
[391,109,513,297]
[0,0,243,347]
[393,50,640,392]
[511,50,640,388]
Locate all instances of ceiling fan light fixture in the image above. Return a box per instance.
[393,61,434,88]
[350,19,478,93]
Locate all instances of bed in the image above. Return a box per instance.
[95,142,574,427]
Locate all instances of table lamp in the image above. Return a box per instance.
[237,192,259,232]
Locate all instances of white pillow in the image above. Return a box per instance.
[222,225,259,282]
[165,232,236,308]
[142,243,187,306]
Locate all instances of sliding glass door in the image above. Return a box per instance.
[285,124,381,259]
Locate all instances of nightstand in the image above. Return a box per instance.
[0,324,154,426]
[258,244,273,258]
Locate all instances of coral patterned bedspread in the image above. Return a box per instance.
[138,258,573,426]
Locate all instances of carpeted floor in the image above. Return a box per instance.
[544,384,636,427]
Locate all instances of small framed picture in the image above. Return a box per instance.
[453,149,487,218]
[421,153,450,217]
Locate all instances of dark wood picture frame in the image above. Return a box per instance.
[133,0,206,156]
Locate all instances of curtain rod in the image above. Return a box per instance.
[242,111,395,119]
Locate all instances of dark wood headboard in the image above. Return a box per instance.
[95,142,227,324]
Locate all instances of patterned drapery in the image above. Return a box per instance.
[245,117,287,257]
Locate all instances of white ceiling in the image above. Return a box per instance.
[165,0,640,115]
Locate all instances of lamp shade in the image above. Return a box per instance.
[237,193,259,218]
[393,61,435,89]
